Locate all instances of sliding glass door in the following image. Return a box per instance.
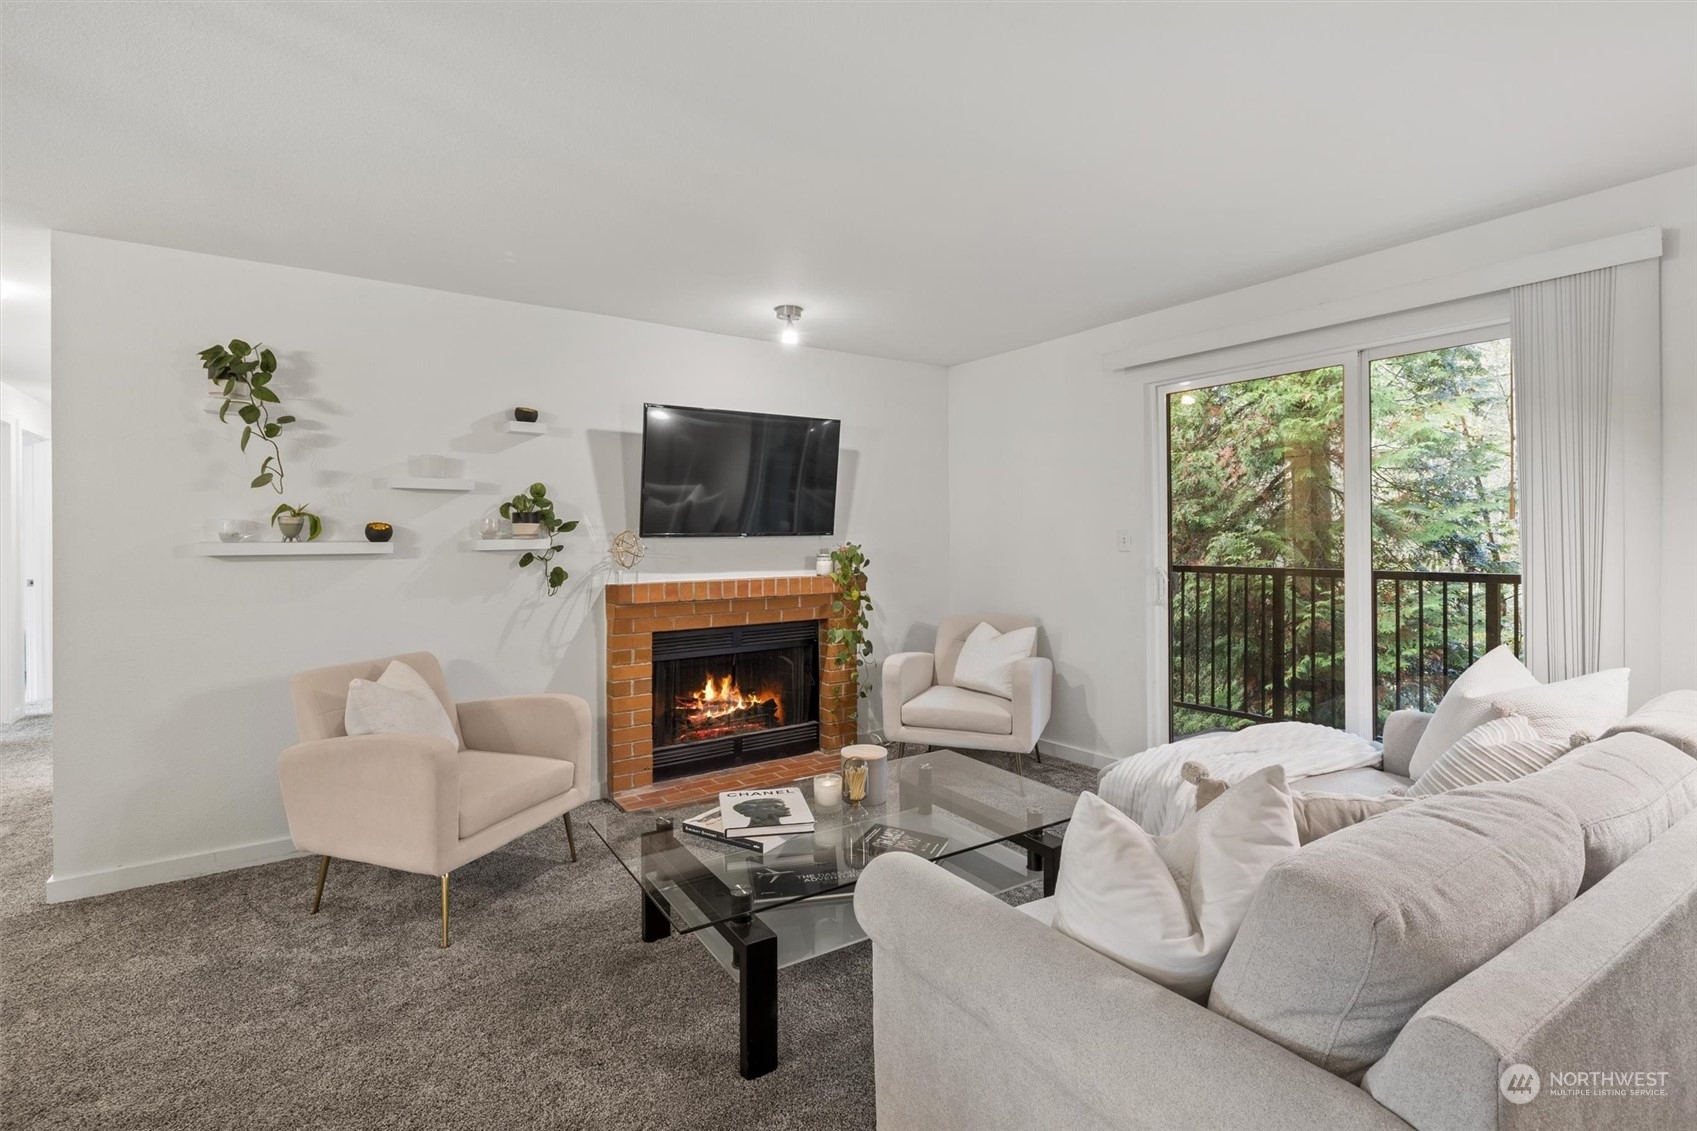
[1162,334,1517,740]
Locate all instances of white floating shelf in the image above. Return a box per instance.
[386,476,475,492]
[195,542,395,558]
[468,539,551,552]
[502,420,547,435]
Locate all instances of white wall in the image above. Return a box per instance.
[948,165,1697,766]
[49,233,949,899]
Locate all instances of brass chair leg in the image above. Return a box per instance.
[310,855,330,914]
[1014,749,1025,777]
[440,874,450,949]
[1034,747,1043,765]
[563,812,578,863]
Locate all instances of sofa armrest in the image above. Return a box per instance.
[1010,655,1053,750]
[854,854,1411,1131]
[277,733,458,875]
[881,652,935,729]
[457,693,594,799]
[1379,709,1433,777]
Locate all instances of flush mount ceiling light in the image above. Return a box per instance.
[775,304,803,346]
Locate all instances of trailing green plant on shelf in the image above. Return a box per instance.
[500,482,579,595]
[827,543,874,721]
[270,502,323,543]
[197,338,298,496]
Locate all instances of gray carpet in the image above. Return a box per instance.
[0,718,1090,1131]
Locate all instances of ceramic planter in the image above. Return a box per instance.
[511,512,543,538]
[364,522,393,543]
[277,516,306,542]
[514,407,540,423]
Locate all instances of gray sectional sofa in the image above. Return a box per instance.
[855,695,1697,1131]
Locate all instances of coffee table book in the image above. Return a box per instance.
[681,807,790,854]
[718,786,815,837]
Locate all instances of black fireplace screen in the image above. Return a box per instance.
[651,620,821,780]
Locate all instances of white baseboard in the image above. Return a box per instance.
[44,836,306,904]
[1037,739,1119,772]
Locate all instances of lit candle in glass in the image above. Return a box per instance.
[814,772,843,810]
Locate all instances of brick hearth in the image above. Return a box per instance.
[605,573,856,810]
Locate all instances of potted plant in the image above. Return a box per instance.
[500,482,579,595]
[271,502,322,542]
[198,339,300,496]
[828,543,874,725]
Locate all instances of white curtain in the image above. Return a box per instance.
[1511,267,1615,682]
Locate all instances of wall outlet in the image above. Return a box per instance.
[1116,529,1133,552]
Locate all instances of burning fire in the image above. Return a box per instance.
[691,673,782,724]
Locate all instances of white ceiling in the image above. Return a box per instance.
[3,2,1694,369]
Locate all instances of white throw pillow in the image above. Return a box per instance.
[344,660,458,745]
[1051,767,1300,998]
[952,621,1038,699]
[1408,646,1537,779]
[1486,668,1629,745]
[1405,715,1571,797]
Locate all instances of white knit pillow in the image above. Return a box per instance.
[1488,669,1630,744]
[952,622,1038,699]
[1405,715,1570,797]
[345,660,458,745]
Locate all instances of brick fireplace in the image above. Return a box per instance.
[605,574,856,810]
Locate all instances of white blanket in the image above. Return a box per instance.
[1097,722,1381,836]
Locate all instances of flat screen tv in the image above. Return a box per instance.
[640,404,840,537]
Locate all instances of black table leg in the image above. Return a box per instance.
[729,919,779,1079]
[1014,831,1063,898]
[639,819,676,942]
[641,888,671,942]
[1039,839,1062,897]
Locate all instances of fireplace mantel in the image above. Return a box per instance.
[605,573,855,810]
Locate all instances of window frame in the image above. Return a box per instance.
[1147,322,1512,743]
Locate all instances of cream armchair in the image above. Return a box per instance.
[881,615,1053,775]
[277,651,592,947]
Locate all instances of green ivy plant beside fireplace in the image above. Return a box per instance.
[827,543,874,721]
[500,482,580,595]
[197,338,299,496]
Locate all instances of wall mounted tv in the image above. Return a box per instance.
[640,404,841,537]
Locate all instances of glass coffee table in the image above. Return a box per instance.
[588,749,1077,1078]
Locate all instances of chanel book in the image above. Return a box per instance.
[718,787,815,838]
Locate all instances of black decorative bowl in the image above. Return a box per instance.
[364,522,394,543]
[514,407,540,423]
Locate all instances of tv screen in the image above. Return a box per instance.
[640,404,841,537]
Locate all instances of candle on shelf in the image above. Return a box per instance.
[814,772,844,810]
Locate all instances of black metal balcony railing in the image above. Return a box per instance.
[1169,564,1522,738]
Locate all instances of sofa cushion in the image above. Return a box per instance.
[1488,667,1630,744]
[1297,767,1411,795]
[901,685,1013,735]
[1405,714,1570,797]
[1288,791,1417,844]
[1208,784,1584,1081]
[458,750,574,838]
[1363,812,1697,1131]
[1409,645,1537,778]
[1601,688,1697,756]
[1510,731,1697,890]
[1052,771,1299,998]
